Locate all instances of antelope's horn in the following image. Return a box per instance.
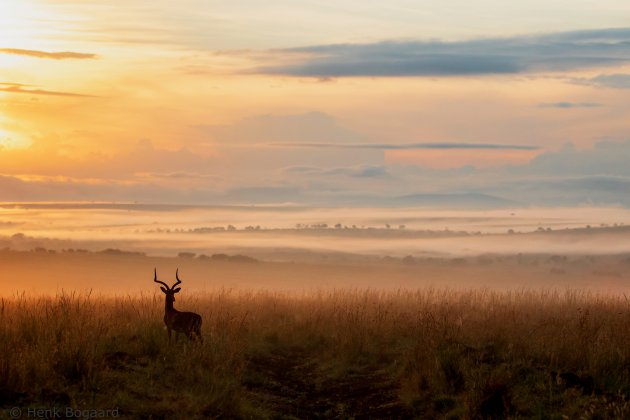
[171,268,182,289]
[153,268,170,289]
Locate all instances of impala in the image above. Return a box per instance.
[154,268,203,343]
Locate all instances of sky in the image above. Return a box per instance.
[1,0,630,206]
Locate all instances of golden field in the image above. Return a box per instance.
[3,284,630,418]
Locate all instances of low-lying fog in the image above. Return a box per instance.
[2,204,630,295]
[2,249,630,295]
[1,204,630,258]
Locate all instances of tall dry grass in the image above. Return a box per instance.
[1,288,630,418]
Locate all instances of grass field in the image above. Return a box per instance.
[2,289,630,419]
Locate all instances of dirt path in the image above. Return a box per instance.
[244,346,410,419]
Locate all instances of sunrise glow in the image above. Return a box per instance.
[0,0,627,207]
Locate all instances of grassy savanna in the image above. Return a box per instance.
[2,289,630,418]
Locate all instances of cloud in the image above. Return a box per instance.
[197,111,385,170]
[285,165,390,178]
[576,73,630,89]
[518,140,630,177]
[198,112,363,144]
[537,102,603,108]
[0,48,97,60]
[6,138,630,207]
[89,139,217,179]
[272,142,539,150]
[486,175,630,207]
[0,173,222,204]
[252,28,630,77]
[0,138,215,180]
[0,84,96,98]
[274,139,630,207]
[0,82,32,87]
[140,172,221,181]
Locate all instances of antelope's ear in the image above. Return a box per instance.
[173,287,181,293]
[160,286,167,293]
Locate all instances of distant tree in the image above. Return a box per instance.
[402,255,416,265]
[178,252,196,259]
[229,254,258,263]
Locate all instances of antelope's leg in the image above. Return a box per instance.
[167,328,172,343]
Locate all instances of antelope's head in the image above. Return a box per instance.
[154,268,182,303]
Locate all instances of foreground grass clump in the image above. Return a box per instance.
[1,289,630,418]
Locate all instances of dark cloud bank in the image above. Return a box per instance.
[272,142,539,150]
[254,28,630,78]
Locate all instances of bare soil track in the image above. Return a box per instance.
[244,346,411,419]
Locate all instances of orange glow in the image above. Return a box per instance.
[0,0,627,206]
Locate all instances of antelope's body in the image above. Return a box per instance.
[154,269,203,343]
[163,300,202,342]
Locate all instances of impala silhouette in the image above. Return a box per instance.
[154,268,202,343]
